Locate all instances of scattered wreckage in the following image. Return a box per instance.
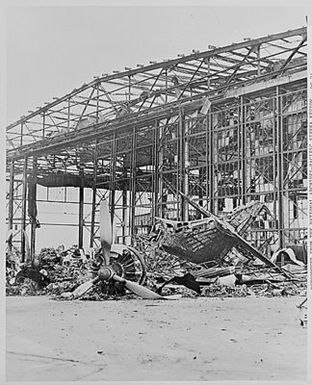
[137,197,306,297]
[6,244,147,298]
[6,199,307,302]
[7,202,181,301]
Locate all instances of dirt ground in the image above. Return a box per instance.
[6,295,307,382]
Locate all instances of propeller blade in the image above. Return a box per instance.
[161,294,182,300]
[113,274,181,300]
[64,199,180,301]
[61,277,100,299]
[100,200,112,265]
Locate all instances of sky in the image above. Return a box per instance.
[6,5,308,123]
[5,5,309,250]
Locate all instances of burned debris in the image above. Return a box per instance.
[137,201,307,298]
[6,201,307,301]
[6,244,143,299]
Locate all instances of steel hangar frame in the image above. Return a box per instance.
[6,27,307,260]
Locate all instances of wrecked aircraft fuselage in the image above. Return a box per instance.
[139,201,294,294]
[157,217,239,265]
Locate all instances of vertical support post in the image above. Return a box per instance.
[198,167,204,219]
[90,150,97,248]
[240,96,247,205]
[21,157,28,261]
[121,148,128,243]
[205,114,209,212]
[130,127,136,240]
[8,159,15,252]
[122,189,127,243]
[89,87,100,247]
[184,120,189,220]
[178,107,186,220]
[237,103,241,206]
[78,168,84,249]
[165,70,168,103]
[273,95,278,221]
[109,133,117,235]
[158,123,164,218]
[276,86,285,248]
[152,120,159,222]
[208,110,214,213]
[30,157,37,258]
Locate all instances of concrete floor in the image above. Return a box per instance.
[6,295,308,382]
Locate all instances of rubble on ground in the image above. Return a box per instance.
[136,210,307,299]
[6,242,307,299]
[6,246,93,297]
[6,245,140,300]
[144,268,306,299]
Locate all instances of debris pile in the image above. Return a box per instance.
[139,235,307,299]
[6,246,93,297]
[146,270,307,298]
[6,244,142,300]
[136,200,307,299]
[6,242,307,299]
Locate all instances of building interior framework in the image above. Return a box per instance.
[6,27,307,261]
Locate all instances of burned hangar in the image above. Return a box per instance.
[6,27,307,261]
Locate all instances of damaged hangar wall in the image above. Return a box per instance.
[6,28,307,255]
[127,74,308,253]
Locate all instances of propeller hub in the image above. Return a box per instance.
[97,266,114,281]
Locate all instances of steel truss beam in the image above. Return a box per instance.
[6,27,307,252]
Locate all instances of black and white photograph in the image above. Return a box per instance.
[3,2,311,383]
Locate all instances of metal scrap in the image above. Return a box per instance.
[137,201,307,297]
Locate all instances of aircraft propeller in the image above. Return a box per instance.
[62,200,180,300]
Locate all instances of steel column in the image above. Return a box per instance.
[240,96,247,204]
[184,121,189,220]
[205,114,209,212]
[158,123,164,218]
[130,127,136,240]
[122,186,128,243]
[21,157,28,261]
[109,133,117,229]
[178,107,186,220]
[78,168,84,249]
[208,110,214,213]
[273,95,278,223]
[90,152,97,248]
[276,86,285,248]
[8,160,15,252]
[30,157,37,258]
[152,121,159,221]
